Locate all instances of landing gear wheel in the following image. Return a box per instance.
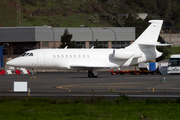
[93,75,97,78]
[88,73,92,78]
[88,70,93,78]
[88,70,98,78]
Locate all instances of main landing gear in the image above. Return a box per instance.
[30,69,36,79]
[88,69,98,78]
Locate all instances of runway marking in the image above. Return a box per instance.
[58,85,136,89]
[55,82,170,90]
[56,82,139,90]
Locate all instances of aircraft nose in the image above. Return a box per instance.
[6,58,20,67]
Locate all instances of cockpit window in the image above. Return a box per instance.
[25,53,29,56]
[21,52,33,57]
[21,53,26,57]
[29,53,33,56]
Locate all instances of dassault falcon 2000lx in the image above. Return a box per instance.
[6,20,170,78]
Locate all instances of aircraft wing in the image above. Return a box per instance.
[139,42,171,46]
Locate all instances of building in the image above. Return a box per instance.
[0,26,135,66]
[136,13,148,20]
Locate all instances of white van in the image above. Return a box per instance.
[167,54,180,74]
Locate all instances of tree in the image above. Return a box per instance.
[148,0,157,13]
[124,14,152,38]
[124,13,135,27]
[60,29,76,48]
[156,36,171,61]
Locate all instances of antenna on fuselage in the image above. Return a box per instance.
[91,46,94,49]
[64,46,68,49]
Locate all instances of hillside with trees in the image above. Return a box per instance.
[1,0,180,39]
[1,0,180,30]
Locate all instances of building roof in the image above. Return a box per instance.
[0,27,135,42]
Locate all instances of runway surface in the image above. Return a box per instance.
[0,72,180,99]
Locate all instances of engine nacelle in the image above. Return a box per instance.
[113,49,142,60]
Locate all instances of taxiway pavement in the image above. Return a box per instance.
[0,72,180,99]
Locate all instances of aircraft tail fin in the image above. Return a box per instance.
[126,20,164,50]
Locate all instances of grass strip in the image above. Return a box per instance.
[0,95,180,120]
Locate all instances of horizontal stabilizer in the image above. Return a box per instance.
[139,42,171,46]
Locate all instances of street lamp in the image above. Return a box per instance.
[2,43,9,56]
[103,27,117,49]
[80,25,94,47]
[2,43,9,47]
[47,26,55,48]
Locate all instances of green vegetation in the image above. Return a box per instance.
[156,46,180,61]
[22,13,113,27]
[0,0,17,26]
[2,0,180,29]
[0,96,180,119]
[171,47,180,54]
[156,46,171,61]
[0,0,114,27]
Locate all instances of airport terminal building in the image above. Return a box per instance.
[0,27,135,66]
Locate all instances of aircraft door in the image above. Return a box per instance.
[37,52,45,67]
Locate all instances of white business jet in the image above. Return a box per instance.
[6,20,170,78]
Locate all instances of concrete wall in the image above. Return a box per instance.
[160,33,180,47]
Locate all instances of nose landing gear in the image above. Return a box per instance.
[30,69,36,79]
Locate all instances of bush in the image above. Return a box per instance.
[114,94,130,103]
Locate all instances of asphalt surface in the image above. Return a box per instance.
[0,72,180,99]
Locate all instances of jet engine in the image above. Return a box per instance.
[113,49,142,60]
